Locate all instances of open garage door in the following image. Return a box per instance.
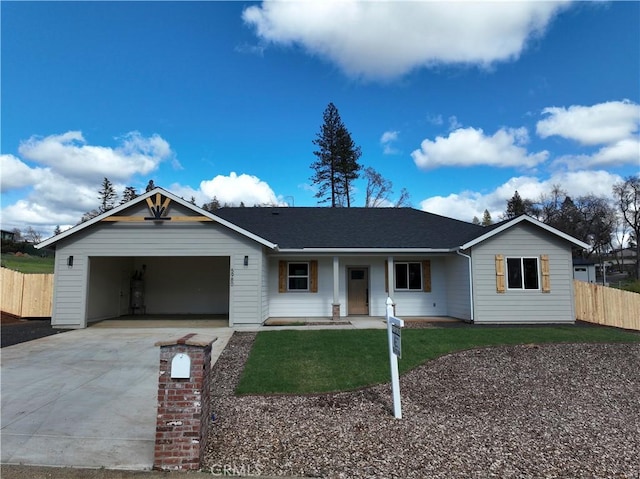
[87,256,230,323]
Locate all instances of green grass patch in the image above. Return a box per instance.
[1,254,55,274]
[620,279,640,294]
[236,326,639,395]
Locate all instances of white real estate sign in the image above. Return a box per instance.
[386,297,404,419]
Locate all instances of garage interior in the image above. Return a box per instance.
[86,256,230,324]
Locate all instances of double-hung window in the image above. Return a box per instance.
[395,262,422,290]
[288,262,309,291]
[507,257,539,290]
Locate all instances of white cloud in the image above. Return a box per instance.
[0,154,47,192]
[18,131,173,182]
[380,130,400,155]
[194,172,282,207]
[411,126,548,170]
[243,1,571,80]
[537,100,640,145]
[419,170,624,222]
[536,100,640,169]
[1,131,175,237]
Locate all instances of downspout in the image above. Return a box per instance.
[456,249,474,322]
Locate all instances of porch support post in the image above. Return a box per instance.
[332,256,340,320]
[387,256,395,315]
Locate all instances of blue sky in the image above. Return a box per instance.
[2,1,639,238]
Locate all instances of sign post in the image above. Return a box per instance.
[386,297,404,419]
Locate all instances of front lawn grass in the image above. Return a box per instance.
[236,326,640,395]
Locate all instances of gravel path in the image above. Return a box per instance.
[204,332,640,479]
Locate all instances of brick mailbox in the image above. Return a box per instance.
[153,333,217,471]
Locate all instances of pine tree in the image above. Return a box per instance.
[310,103,361,207]
[120,186,138,204]
[482,209,493,226]
[505,190,536,218]
[202,197,221,212]
[98,177,117,213]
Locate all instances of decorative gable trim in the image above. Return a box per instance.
[35,188,277,250]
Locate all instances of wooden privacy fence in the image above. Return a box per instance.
[1,268,53,318]
[574,280,640,331]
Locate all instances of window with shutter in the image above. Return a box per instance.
[279,260,318,293]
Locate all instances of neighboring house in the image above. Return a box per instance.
[1,230,16,242]
[573,258,597,283]
[36,188,589,329]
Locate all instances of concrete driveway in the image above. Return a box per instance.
[1,325,232,470]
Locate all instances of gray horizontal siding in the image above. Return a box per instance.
[472,222,575,323]
[445,254,472,321]
[51,221,265,328]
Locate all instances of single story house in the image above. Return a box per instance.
[36,187,589,329]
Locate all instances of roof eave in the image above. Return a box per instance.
[275,248,455,254]
[460,215,591,250]
[35,187,278,250]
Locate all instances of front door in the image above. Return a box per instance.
[348,267,369,315]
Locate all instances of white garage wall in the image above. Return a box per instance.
[137,257,229,314]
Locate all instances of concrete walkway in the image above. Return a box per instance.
[0,326,233,470]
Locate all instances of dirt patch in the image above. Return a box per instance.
[1,318,69,348]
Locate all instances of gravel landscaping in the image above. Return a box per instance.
[205,332,640,478]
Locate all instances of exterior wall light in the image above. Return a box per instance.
[243,255,249,266]
[67,255,74,267]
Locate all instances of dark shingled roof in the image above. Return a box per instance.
[214,207,486,250]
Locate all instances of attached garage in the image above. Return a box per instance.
[38,189,276,329]
[86,256,230,320]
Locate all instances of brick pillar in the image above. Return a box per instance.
[153,333,217,471]
[332,303,341,321]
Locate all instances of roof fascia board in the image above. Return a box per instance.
[460,215,590,250]
[36,187,277,250]
[275,248,454,254]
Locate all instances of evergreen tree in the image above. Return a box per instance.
[472,216,481,225]
[202,197,221,212]
[120,186,138,204]
[482,209,493,226]
[54,225,62,235]
[98,177,117,213]
[505,190,537,218]
[145,180,155,192]
[505,191,526,218]
[310,103,361,207]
